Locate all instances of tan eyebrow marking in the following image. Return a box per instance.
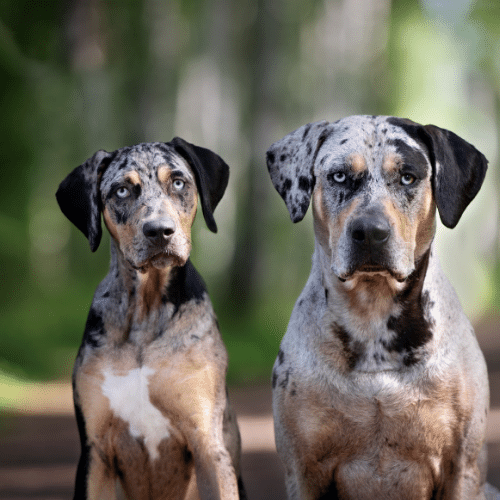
[346,153,367,174]
[125,170,141,186]
[382,152,402,175]
[157,165,171,184]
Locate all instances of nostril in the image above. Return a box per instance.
[143,225,158,239]
[143,219,176,241]
[351,227,366,243]
[371,227,390,244]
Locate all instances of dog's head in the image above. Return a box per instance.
[56,139,229,270]
[267,116,487,282]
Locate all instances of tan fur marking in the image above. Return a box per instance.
[382,152,401,175]
[347,153,367,175]
[281,376,471,498]
[415,188,436,258]
[328,197,362,253]
[157,165,171,185]
[382,198,413,247]
[125,170,141,186]
[312,184,329,250]
[136,268,171,320]
[103,207,119,241]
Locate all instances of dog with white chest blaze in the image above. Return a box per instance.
[266,115,499,499]
[56,139,246,500]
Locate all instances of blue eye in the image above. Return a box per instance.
[116,187,130,198]
[173,179,185,190]
[401,174,416,186]
[333,172,346,183]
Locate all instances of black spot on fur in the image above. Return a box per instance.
[280,154,287,162]
[277,349,285,365]
[116,157,128,170]
[302,123,312,140]
[279,178,292,198]
[114,207,129,225]
[83,307,105,348]
[132,184,142,198]
[386,250,433,365]
[279,368,291,389]
[73,396,91,497]
[266,151,275,165]
[333,323,363,370]
[299,198,309,216]
[340,138,348,145]
[298,175,312,193]
[272,368,278,389]
[318,478,340,499]
[163,260,207,315]
[306,142,313,156]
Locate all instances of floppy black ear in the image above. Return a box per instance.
[56,150,114,251]
[170,137,230,233]
[421,125,488,228]
[266,120,331,222]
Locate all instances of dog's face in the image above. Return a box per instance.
[267,116,487,283]
[311,116,436,281]
[57,139,229,270]
[99,145,198,269]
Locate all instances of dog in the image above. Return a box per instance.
[266,116,498,499]
[56,139,245,500]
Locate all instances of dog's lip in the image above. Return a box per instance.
[338,266,409,283]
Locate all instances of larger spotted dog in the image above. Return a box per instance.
[266,116,499,499]
[56,139,245,500]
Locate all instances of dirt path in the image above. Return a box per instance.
[1,315,499,499]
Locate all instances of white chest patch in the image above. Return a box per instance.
[101,366,171,461]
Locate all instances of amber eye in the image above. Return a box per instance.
[332,172,346,183]
[401,173,416,186]
[116,187,130,198]
[172,179,185,191]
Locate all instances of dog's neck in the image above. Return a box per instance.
[314,242,434,371]
[107,241,205,331]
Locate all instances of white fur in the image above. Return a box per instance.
[102,366,171,461]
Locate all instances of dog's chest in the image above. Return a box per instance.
[100,365,172,460]
[299,374,463,499]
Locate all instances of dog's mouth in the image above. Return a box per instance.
[338,265,409,283]
[130,248,186,272]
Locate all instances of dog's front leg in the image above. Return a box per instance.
[189,431,239,500]
[74,447,118,500]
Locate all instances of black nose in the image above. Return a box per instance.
[350,214,391,247]
[143,219,176,243]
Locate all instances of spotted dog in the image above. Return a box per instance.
[56,139,245,500]
[266,116,498,499]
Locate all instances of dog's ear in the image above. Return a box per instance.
[421,125,488,228]
[56,150,115,251]
[170,137,230,233]
[266,120,331,222]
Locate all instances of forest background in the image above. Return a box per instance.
[1,0,499,394]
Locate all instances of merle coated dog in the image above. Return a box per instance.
[57,139,245,500]
[267,116,498,499]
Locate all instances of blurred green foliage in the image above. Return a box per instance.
[0,0,498,385]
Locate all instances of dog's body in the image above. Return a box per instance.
[266,116,494,499]
[57,140,244,500]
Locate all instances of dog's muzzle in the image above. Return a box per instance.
[345,212,393,275]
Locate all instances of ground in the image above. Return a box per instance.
[1,315,499,499]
